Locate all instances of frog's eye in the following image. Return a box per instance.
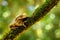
[23,17,28,21]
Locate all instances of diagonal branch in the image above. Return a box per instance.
[3,0,59,40]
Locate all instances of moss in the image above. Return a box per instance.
[4,0,58,40]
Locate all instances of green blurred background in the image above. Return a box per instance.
[0,0,60,40]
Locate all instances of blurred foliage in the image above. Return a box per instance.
[0,0,60,40]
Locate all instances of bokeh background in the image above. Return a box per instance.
[0,0,60,40]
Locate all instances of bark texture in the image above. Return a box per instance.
[4,0,59,40]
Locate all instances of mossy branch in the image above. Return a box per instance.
[3,0,59,40]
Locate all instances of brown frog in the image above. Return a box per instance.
[10,14,28,29]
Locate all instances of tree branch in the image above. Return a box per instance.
[3,0,59,40]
